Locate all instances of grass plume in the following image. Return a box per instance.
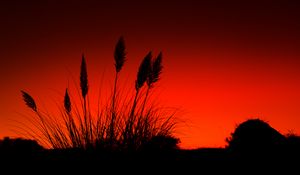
[141,52,163,116]
[80,54,88,98]
[147,52,163,88]
[21,91,37,112]
[64,89,71,114]
[135,51,152,91]
[114,36,126,73]
[20,37,179,151]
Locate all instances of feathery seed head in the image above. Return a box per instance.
[80,54,88,98]
[147,52,163,87]
[114,36,126,73]
[21,90,37,112]
[135,51,152,91]
[64,88,71,113]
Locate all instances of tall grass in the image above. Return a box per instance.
[20,37,178,151]
[110,36,126,145]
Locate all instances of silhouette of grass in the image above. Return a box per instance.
[20,37,179,151]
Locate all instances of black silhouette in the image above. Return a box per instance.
[1,118,300,173]
[5,38,300,172]
[18,37,175,153]
[0,137,43,152]
[226,119,286,155]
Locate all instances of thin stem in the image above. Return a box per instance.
[140,86,150,117]
[35,111,55,148]
[112,72,118,112]
[124,89,139,144]
[83,97,89,148]
[110,72,119,143]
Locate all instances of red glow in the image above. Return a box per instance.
[1,1,300,149]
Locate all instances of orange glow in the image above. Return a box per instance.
[1,1,300,149]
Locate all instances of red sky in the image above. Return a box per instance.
[1,0,300,148]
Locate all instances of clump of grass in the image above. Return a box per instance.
[20,37,179,151]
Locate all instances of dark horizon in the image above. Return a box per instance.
[1,118,300,174]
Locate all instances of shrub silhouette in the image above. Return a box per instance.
[226,119,286,154]
[0,137,43,153]
[20,37,178,152]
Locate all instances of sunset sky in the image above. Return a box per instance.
[1,0,300,148]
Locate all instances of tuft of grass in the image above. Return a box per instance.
[20,37,179,152]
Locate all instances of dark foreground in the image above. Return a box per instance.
[1,119,300,173]
[1,146,299,174]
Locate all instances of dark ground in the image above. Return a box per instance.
[0,144,299,174]
[1,119,300,173]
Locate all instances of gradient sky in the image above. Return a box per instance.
[1,0,300,148]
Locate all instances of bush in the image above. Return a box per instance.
[0,137,43,153]
[226,119,286,154]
